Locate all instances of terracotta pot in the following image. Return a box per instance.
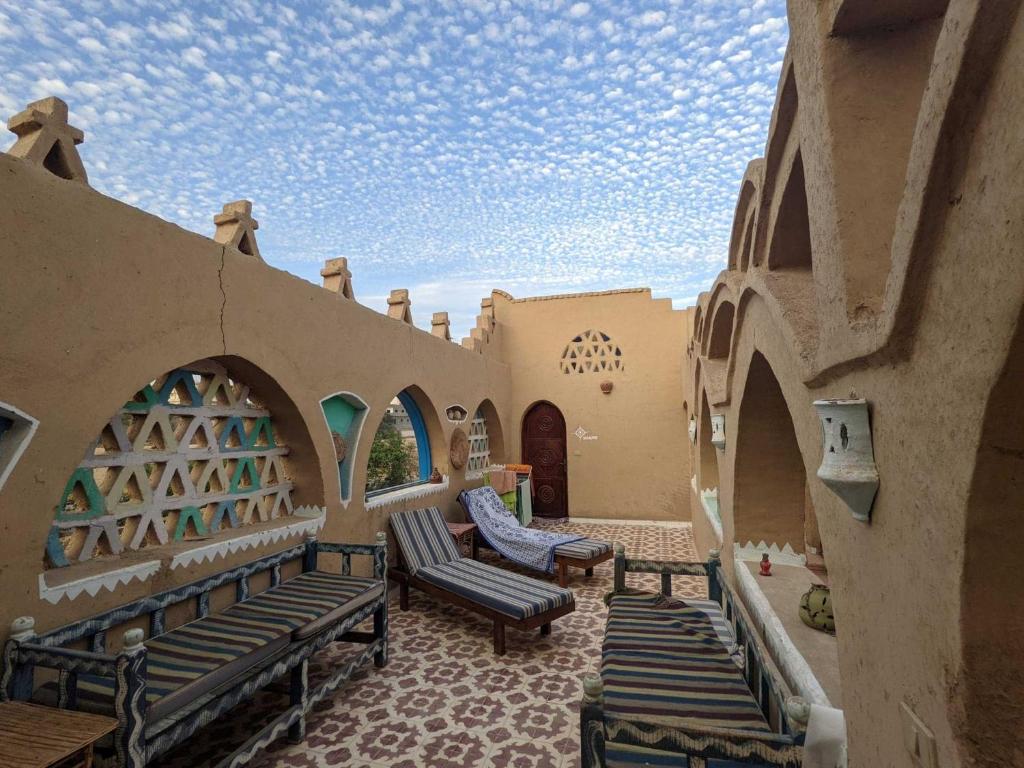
[600,380,613,394]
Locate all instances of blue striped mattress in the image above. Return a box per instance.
[416,558,574,620]
[602,592,771,734]
[554,538,612,560]
[390,506,461,575]
[35,571,382,722]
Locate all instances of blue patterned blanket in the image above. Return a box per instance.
[460,487,584,573]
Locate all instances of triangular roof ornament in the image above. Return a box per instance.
[213,200,262,260]
[431,312,451,340]
[321,257,354,299]
[7,97,88,184]
[387,289,413,325]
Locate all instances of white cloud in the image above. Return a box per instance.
[569,3,591,18]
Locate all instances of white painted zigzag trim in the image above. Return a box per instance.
[39,560,161,605]
[734,540,807,566]
[365,477,449,510]
[170,506,327,570]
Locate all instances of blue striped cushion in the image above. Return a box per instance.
[39,571,381,721]
[602,593,771,734]
[416,559,574,620]
[390,507,461,575]
[554,538,612,560]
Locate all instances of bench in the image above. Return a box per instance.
[389,507,575,654]
[580,545,807,768]
[0,532,388,768]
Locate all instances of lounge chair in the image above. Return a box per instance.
[389,506,575,654]
[458,487,613,587]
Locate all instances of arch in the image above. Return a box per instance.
[697,391,719,493]
[467,397,506,470]
[319,391,369,505]
[767,150,813,271]
[739,209,756,272]
[959,311,1024,762]
[728,178,757,271]
[693,305,704,342]
[560,329,624,374]
[44,356,321,568]
[733,351,807,552]
[707,301,736,360]
[365,385,444,495]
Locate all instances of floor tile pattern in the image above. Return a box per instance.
[152,520,702,768]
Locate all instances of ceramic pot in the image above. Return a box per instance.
[799,583,835,635]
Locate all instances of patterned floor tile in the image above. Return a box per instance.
[151,519,700,767]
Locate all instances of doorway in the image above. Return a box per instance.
[522,401,568,519]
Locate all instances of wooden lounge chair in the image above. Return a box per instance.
[389,507,575,654]
[458,487,614,587]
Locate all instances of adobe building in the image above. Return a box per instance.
[0,2,1021,766]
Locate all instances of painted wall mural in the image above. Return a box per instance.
[45,362,295,568]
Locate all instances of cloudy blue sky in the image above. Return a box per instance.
[0,0,788,339]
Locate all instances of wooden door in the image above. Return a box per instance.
[522,402,568,519]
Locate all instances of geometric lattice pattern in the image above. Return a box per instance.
[467,410,490,472]
[559,329,624,374]
[46,361,293,568]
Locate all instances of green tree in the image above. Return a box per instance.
[366,416,418,491]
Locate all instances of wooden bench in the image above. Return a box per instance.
[580,545,808,767]
[0,533,388,768]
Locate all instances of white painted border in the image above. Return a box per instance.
[692,475,724,545]
[735,540,807,566]
[170,505,327,570]
[365,476,449,510]
[318,391,371,509]
[733,552,831,707]
[39,560,161,605]
[0,400,40,492]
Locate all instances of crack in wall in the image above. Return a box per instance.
[217,246,227,354]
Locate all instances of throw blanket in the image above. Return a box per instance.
[461,486,583,573]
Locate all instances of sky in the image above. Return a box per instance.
[0,0,788,339]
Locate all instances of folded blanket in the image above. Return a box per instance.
[487,469,518,494]
[461,487,583,573]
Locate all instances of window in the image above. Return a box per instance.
[320,392,369,504]
[45,364,295,568]
[366,390,431,495]
[467,409,490,471]
[560,329,624,374]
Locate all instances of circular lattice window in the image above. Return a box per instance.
[560,330,624,374]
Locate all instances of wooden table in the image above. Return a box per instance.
[446,521,478,559]
[0,701,117,768]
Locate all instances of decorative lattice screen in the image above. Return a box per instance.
[559,329,624,374]
[46,364,294,568]
[467,410,490,471]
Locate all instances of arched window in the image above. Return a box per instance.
[366,389,431,495]
[45,362,296,568]
[560,329,624,374]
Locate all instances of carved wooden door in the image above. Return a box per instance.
[522,402,568,519]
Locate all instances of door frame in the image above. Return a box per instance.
[520,400,568,518]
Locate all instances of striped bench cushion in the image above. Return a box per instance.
[602,592,771,734]
[391,507,461,575]
[416,559,574,620]
[35,571,381,722]
[554,538,612,560]
[605,741,752,767]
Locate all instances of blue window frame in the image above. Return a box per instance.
[397,390,431,481]
[365,390,433,498]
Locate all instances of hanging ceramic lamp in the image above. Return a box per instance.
[813,398,879,522]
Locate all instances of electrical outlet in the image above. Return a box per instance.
[899,702,938,768]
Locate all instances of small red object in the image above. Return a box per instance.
[759,553,772,576]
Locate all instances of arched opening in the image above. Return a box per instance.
[767,151,813,272]
[739,210,756,272]
[521,401,567,519]
[707,301,736,360]
[44,356,321,568]
[365,386,443,495]
[693,306,703,342]
[733,352,807,552]
[469,398,506,471]
[698,391,719,493]
[960,312,1024,762]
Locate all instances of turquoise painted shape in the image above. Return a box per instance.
[320,394,367,501]
[246,416,275,449]
[55,467,106,522]
[229,457,260,493]
[45,525,70,567]
[157,370,203,407]
[124,384,158,412]
[172,506,208,540]
[219,417,248,451]
[208,500,239,532]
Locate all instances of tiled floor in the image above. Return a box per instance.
[154,520,703,768]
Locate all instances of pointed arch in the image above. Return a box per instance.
[767,150,813,271]
[698,391,719,493]
[707,301,736,360]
